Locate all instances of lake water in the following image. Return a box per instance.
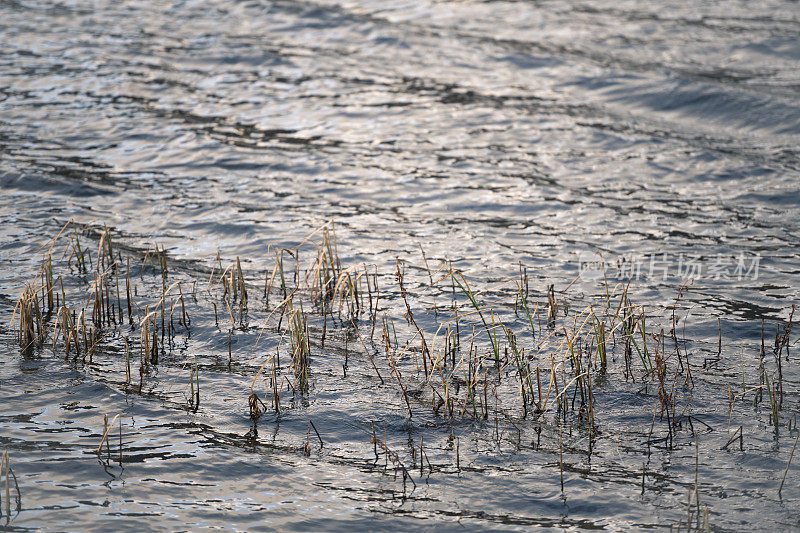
[2,0,800,530]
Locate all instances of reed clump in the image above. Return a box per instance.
[287,300,310,391]
[9,221,196,402]
[8,220,800,504]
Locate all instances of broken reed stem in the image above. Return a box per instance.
[309,420,323,447]
[0,450,21,519]
[559,421,564,492]
[779,433,799,495]
[97,414,121,454]
[370,434,416,493]
[351,319,384,385]
[2,451,8,519]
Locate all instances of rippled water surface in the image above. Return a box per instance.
[2,0,800,530]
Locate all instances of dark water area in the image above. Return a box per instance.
[2,0,800,530]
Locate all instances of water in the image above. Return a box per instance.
[1,0,800,530]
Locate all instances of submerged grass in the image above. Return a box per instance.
[6,219,800,521]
